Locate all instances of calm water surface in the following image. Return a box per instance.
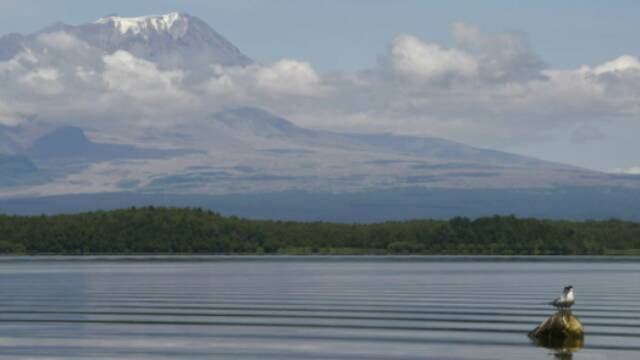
[0,256,638,359]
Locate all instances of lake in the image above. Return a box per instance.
[0,256,638,359]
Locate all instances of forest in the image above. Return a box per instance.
[1,207,639,255]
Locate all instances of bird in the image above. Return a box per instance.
[549,285,575,309]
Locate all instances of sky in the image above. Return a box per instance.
[1,0,640,172]
[2,0,639,72]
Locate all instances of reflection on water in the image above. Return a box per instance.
[546,338,584,359]
[0,256,638,359]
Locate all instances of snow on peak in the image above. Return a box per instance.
[95,12,189,38]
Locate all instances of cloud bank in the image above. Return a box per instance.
[1,21,639,150]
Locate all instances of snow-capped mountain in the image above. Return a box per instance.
[2,12,640,220]
[94,13,192,39]
[1,12,251,69]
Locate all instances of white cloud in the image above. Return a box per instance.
[75,65,99,82]
[102,50,191,103]
[451,22,546,83]
[206,59,328,100]
[0,49,38,73]
[254,59,326,96]
[565,55,640,114]
[18,67,63,95]
[386,34,478,82]
[304,25,640,147]
[36,31,82,50]
[591,55,640,75]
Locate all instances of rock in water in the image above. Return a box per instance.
[529,309,584,351]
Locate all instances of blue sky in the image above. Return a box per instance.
[1,0,640,172]
[2,0,639,72]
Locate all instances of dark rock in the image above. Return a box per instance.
[529,309,584,353]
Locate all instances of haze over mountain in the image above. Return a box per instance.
[1,12,640,221]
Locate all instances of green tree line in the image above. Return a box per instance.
[1,207,639,255]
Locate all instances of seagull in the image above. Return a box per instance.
[549,285,575,309]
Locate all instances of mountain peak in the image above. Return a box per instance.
[95,12,190,39]
[29,12,253,68]
[3,12,252,68]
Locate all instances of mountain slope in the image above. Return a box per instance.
[0,154,48,187]
[28,126,199,162]
[208,107,563,167]
[3,107,635,198]
[130,107,635,196]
